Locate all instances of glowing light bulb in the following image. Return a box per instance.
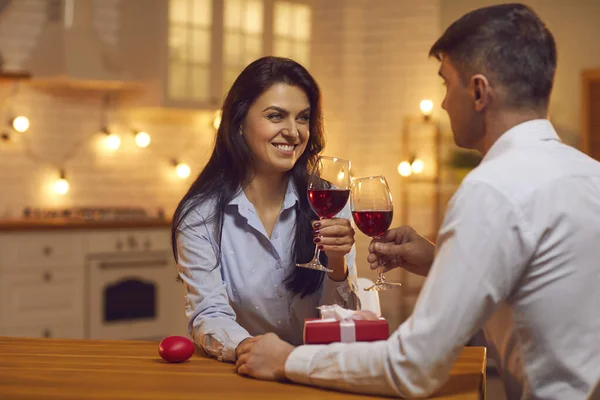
[106,133,121,150]
[55,171,70,195]
[398,161,412,177]
[419,99,433,117]
[411,158,424,174]
[175,163,191,179]
[12,116,30,133]
[135,131,151,148]
[213,110,222,130]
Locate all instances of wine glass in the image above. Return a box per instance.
[350,175,401,291]
[297,156,351,272]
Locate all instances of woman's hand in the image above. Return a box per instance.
[312,218,355,257]
[312,218,354,281]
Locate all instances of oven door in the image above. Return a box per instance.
[87,252,179,340]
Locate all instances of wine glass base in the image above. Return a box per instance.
[296,261,333,273]
[364,282,402,291]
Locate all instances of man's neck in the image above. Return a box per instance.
[476,109,548,156]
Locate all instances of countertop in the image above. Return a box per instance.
[0,218,172,231]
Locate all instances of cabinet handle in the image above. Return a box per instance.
[143,239,152,250]
[43,272,52,282]
[127,236,138,249]
[42,246,53,257]
[116,240,123,251]
[43,329,52,338]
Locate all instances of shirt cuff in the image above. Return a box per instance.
[284,345,327,385]
[326,274,356,300]
[220,331,253,362]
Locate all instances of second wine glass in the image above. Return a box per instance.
[350,175,401,291]
[297,156,351,272]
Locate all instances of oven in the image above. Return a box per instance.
[85,230,188,341]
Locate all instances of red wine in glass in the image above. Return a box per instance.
[297,156,351,272]
[308,189,350,219]
[352,210,393,238]
[350,175,401,291]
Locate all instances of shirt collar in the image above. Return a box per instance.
[482,119,561,164]
[227,177,300,215]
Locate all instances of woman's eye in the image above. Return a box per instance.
[267,113,283,121]
[298,114,310,123]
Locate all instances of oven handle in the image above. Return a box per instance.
[98,259,170,270]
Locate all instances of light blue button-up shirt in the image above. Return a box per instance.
[176,179,358,362]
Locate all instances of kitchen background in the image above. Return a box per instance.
[0,0,599,381]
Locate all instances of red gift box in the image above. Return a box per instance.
[303,317,389,345]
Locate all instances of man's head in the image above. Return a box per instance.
[430,3,557,149]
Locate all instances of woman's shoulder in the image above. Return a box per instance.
[178,195,220,229]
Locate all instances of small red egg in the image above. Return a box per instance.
[158,336,195,363]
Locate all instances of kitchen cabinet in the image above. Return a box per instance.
[0,225,188,340]
[119,0,313,111]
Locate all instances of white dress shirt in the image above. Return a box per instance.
[285,120,600,399]
[176,179,359,362]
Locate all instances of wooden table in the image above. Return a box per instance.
[0,337,486,399]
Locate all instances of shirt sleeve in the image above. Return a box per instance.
[176,208,252,363]
[319,202,359,310]
[285,182,535,397]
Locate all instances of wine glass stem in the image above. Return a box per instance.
[312,217,323,263]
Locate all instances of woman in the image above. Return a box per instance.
[172,56,359,363]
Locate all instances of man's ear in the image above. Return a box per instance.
[471,74,491,112]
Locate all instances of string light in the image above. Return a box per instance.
[134,130,151,148]
[11,116,30,133]
[398,161,412,177]
[420,99,433,120]
[173,160,191,179]
[55,170,70,195]
[213,110,222,130]
[411,158,424,174]
[398,156,425,176]
[101,127,121,150]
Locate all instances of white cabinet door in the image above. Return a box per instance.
[0,232,83,271]
[0,270,84,328]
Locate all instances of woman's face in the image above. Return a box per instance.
[241,83,311,175]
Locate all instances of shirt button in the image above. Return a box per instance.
[273,233,279,239]
[277,320,282,326]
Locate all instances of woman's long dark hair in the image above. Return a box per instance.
[171,56,327,297]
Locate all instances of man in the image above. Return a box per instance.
[235,3,600,399]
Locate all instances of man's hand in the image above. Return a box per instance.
[235,337,257,360]
[368,226,436,277]
[235,333,295,381]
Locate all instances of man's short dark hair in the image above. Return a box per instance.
[430,3,557,110]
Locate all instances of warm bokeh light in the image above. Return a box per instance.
[411,158,424,174]
[12,116,30,133]
[106,133,121,150]
[135,131,151,148]
[213,110,222,130]
[55,178,70,195]
[175,163,191,179]
[398,161,412,177]
[419,99,433,117]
